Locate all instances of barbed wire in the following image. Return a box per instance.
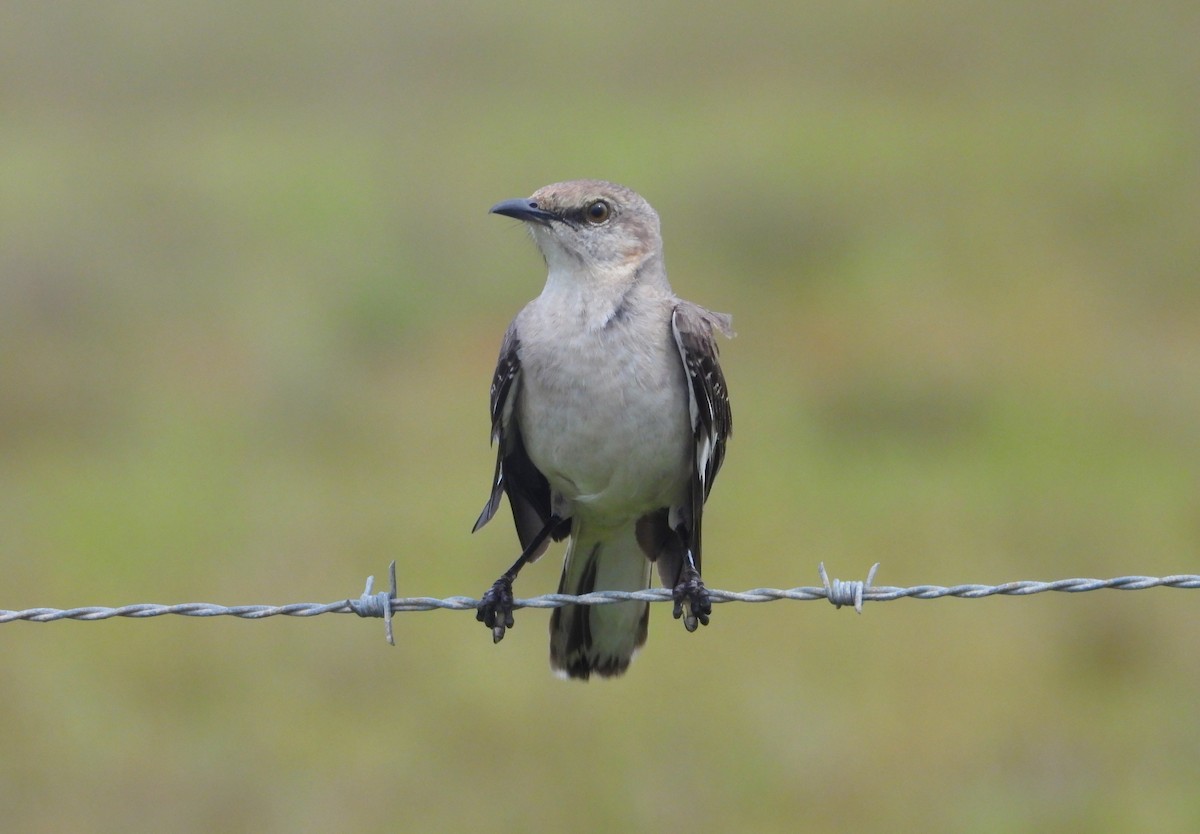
[3,563,1198,645]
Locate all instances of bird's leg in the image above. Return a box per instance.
[671,549,711,633]
[477,516,560,643]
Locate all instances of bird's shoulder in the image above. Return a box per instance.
[670,300,734,342]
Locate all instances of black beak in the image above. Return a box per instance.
[489,198,557,227]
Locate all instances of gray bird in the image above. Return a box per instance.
[473,179,733,680]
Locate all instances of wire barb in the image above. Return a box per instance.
[348,560,398,645]
[819,562,880,613]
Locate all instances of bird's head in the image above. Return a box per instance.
[490,180,662,275]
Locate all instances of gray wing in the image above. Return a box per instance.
[667,303,733,574]
[472,321,561,555]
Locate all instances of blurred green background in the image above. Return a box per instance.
[3,1,1198,831]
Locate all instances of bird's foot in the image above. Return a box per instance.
[672,568,711,633]
[476,576,516,643]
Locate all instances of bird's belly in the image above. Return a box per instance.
[518,356,690,521]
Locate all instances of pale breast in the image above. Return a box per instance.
[515,309,691,522]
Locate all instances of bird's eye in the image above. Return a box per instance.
[584,200,611,224]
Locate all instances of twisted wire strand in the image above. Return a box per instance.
[3,564,1198,627]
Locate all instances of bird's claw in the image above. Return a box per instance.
[476,576,516,643]
[672,569,711,633]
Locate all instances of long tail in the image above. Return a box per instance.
[549,521,652,680]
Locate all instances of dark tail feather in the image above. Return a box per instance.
[549,524,651,680]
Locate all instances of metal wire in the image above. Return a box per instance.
[3,563,1198,643]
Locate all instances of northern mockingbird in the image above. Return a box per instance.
[472,179,733,680]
